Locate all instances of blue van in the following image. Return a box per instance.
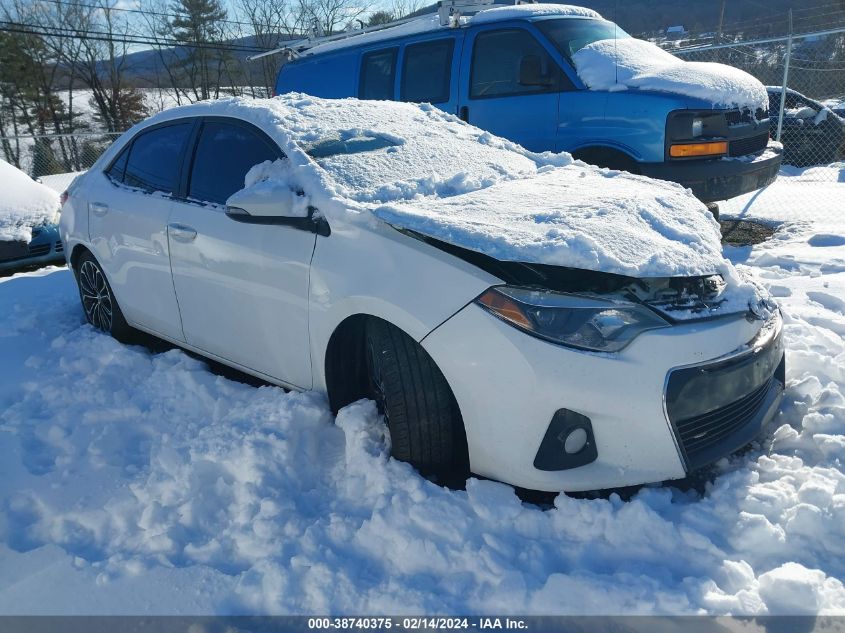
[274,1,782,204]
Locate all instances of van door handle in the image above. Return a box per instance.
[90,202,109,216]
[459,106,469,122]
[168,223,197,242]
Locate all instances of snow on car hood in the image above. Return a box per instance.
[375,165,729,279]
[0,159,60,242]
[573,38,769,112]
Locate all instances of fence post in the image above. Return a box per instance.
[775,9,793,142]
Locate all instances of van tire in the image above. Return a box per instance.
[364,318,468,483]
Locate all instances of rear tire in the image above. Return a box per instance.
[364,318,468,483]
[74,251,133,341]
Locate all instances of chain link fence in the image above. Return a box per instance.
[1,131,123,192]
[672,29,845,219]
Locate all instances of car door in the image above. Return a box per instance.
[88,120,194,341]
[167,118,316,389]
[458,25,562,152]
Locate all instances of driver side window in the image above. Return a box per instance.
[188,121,283,206]
[470,29,566,99]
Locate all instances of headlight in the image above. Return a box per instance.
[692,117,704,138]
[475,286,669,353]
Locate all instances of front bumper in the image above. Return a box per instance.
[423,303,784,492]
[0,225,64,272]
[640,142,783,203]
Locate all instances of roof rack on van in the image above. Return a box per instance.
[247,0,534,62]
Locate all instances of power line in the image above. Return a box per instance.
[0,21,273,53]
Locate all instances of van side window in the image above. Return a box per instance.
[122,122,193,194]
[401,39,454,104]
[470,29,562,99]
[360,48,397,100]
[189,121,281,206]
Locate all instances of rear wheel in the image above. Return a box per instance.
[364,318,468,484]
[74,251,133,340]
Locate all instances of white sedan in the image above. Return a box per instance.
[59,94,785,492]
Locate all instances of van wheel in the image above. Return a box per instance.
[364,318,469,483]
[74,251,133,341]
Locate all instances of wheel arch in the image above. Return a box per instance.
[571,145,642,173]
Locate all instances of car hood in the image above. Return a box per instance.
[373,164,729,280]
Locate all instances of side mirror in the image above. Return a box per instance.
[224,183,330,236]
[225,182,307,219]
[519,54,554,87]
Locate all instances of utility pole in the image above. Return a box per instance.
[717,0,726,44]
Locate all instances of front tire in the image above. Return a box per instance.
[74,251,133,340]
[364,318,468,483]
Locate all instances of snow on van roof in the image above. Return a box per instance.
[0,159,60,242]
[470,3,601,23]
[573,38,769,112]
[304,3,602,57]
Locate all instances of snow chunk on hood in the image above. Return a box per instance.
[573,38,769,112]
[376,165,731,279]
[0,159,60,242]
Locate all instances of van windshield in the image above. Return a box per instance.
[536,18,630,63]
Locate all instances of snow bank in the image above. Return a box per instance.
[573,38,769,112]
[0,159,60,242]
[2,234,845,613]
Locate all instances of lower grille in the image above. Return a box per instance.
[28,244,51,257]
[665,323,785,470]
[675,378,772,458]
[55,240,64,253]
[730,133,769,157]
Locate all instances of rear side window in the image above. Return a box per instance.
[470,29,561,99]
[105,145,129,183]
[188,121,281,205]
[401,39,454,104]
[122,123,193,194]
[360,48,397,100]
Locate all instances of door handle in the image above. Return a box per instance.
[459,106,469,122]
[168,223,197,242]
[90,202,109,216]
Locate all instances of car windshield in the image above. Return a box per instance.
[537,18,630,63]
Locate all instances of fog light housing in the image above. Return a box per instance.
[533,409,598,471]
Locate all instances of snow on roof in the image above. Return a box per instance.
[304,3,601,57]
[0,159,60,242]
[470,3,602,24]
[573,38,769,112]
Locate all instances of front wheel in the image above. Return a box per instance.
[74,251,133,340]
[364,318,469,484]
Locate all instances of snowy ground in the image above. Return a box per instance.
[1,167,845,615]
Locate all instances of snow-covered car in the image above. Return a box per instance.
[60,95,785,492]
[0,159,64,272]
[767,87,845,167]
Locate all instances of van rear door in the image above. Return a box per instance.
[457,23,564,152]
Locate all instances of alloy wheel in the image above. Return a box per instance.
[79,260,113,331]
